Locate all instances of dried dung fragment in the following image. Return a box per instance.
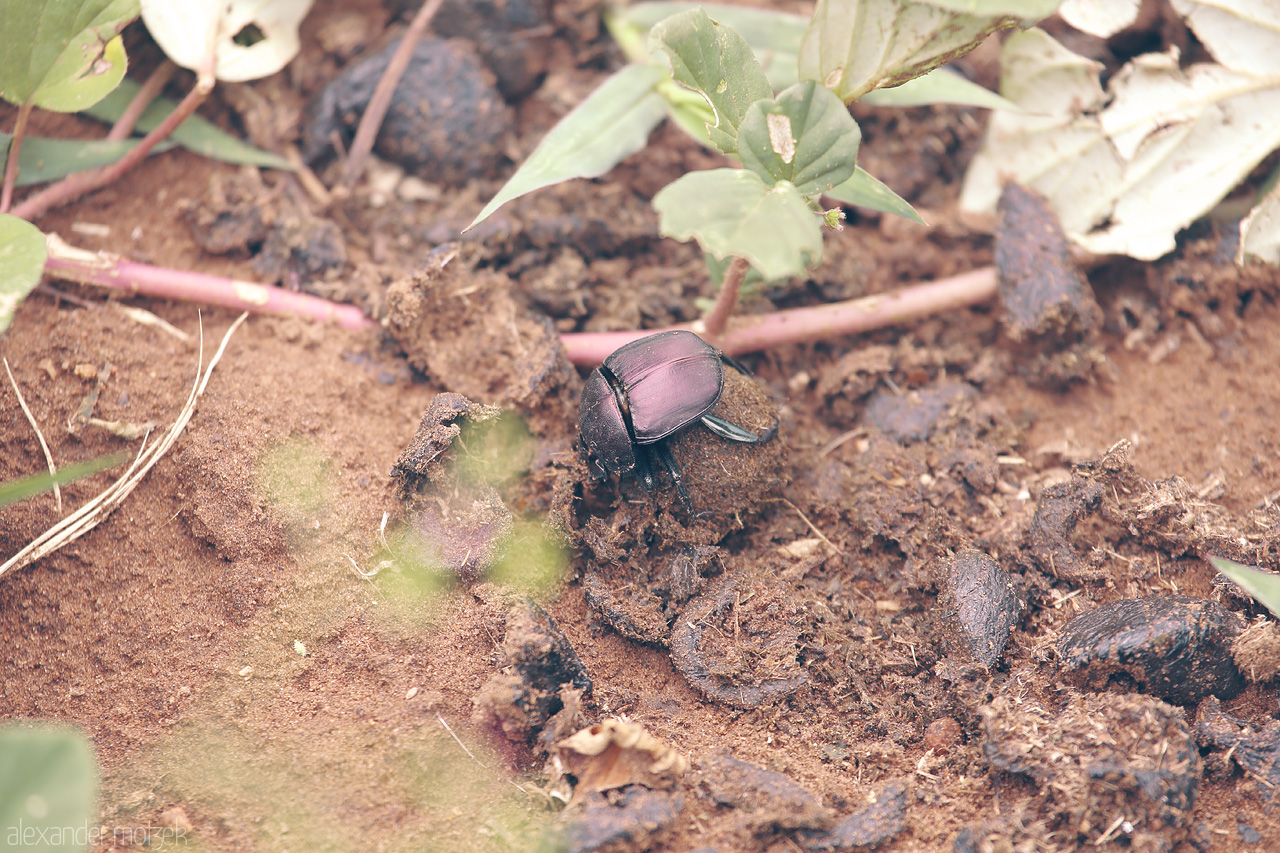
[796,780,907,851]
[1232,619,1280,683]
[1196,695,1280,793]
[253,206,347,290]
[936,549,1020,669]
[1057,594,1245,704]
[428,0,554,100]
[561,787,685,853]
[669,571,809,709]
[473,600,592,748]
[556,719,687,797]
[1027,477,1106,580]
[303,37,510,185]
[383,246,579,436]
[391,393,502,494]
[994,183,1103,386]
[699,753,833,833]
[183,169,269,255]
[862,381,975,443]
[981,692,1201,847]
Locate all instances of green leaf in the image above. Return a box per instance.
[738,81,861,196]
[83,78,291,169]
[860,66,1021,111]
[0,0,138,111]
[1210,556,1280,620]
[649,8,773,155]
[799,0,1049,103]
[0,725,98,853]
[824,167,925,224]
[0,214,47,336]
[0,452,130,507]
[467,63,668,231]
[1,131,176,186]
[653,168,822,280]
[619,2,808,90]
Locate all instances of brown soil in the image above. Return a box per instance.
[3,3,1280,851]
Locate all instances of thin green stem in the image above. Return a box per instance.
[1,100,35,214]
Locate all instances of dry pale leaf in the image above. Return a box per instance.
[556,719,688,797]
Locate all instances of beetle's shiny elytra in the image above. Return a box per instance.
[578,330,777,505]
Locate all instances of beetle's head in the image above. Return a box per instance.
[578,367,638,479]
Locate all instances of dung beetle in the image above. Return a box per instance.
[578,330,778,506]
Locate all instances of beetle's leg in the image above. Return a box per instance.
[634,446,659,491]
[701,413,779,444]
[652,441,693,510]
[718,352,756,377]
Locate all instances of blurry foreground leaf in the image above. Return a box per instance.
[85,78,291,169]
[1058,0,1141,38]
[654,169,821,281]
[0,452,130,508]
[0,725,98,853]
[140,0,314,83]
[1210,556,1280,620]
[962,7,1280,262]
[486,519,568,595]
[467,63,667,230]
[0,215,47,336]
[0,0,137,111]
[824,167,924,224]
[1,132,177,186]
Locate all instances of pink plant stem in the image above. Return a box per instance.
[43,240,375,330]
[1,100,35,213]
[12,80,210,222]
[561,266,998,366]
[700,255,748,345]
[106,61,177,141]
[340,0,446,188]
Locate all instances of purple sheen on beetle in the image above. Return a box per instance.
[603,331,724,442]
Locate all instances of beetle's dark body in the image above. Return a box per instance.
[578,330,777,506]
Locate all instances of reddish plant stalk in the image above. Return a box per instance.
[106,61,177,141]
[561,266,998,365]
[12,80,210,222]
[340,0,446,189]
[43,238,375,330]
[699,255,749,345]
[1,100,35,214]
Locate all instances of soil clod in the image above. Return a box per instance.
[795,780,907,852]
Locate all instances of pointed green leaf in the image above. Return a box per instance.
[1210,556,1280,620]
[824,167,925,224]
[1,131,177,186]
[0,452,130,507]
[738,81,861,196]
[653,168,822,280]
[649,8,773,154]
[618,2,808,90]
[0,215,47,336]
[0,0,138,111]
[860,66,1021,111]
[82,78,290,169]
[467,63,667,231]
[0,725,98,853]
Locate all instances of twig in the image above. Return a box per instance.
[340,0,447,188]
[561,265,999,365]
[697,255,749,345]
[0,313,249,580]
[106,61,178,141]
[1,100,35,213]
[777,497,844,555]
[4,358,61,513]
[12,78,212,222]
[43,234,374,330]
[437,714,528,794]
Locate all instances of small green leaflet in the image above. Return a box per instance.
[0,725,99,853]
[1210,556,1280,620]
[737,81,861,196]
[649,7,772,155]
[825,168,925,224]
[654,169,822,281]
